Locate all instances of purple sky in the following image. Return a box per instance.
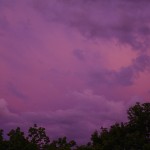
[0,0,150,143]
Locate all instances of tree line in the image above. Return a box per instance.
[0,102,150,150]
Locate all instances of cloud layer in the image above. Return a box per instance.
[0,0,150,144]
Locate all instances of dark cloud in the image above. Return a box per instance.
[133,54,150,72]
[89,54,150,86]
[31,0,150,50]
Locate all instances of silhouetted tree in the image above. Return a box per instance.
[125,102,150,149]
[48,136,76,150]
[0,129,6,150]
[89,102,150,150]
[7,127,31,150]
[27,124,50,150]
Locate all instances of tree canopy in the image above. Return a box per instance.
[0,102,149,150]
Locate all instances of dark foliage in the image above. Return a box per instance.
[0,102,149,150]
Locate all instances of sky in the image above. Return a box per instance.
[0,0,150,144]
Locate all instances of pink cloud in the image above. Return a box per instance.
[0,0,150,144]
